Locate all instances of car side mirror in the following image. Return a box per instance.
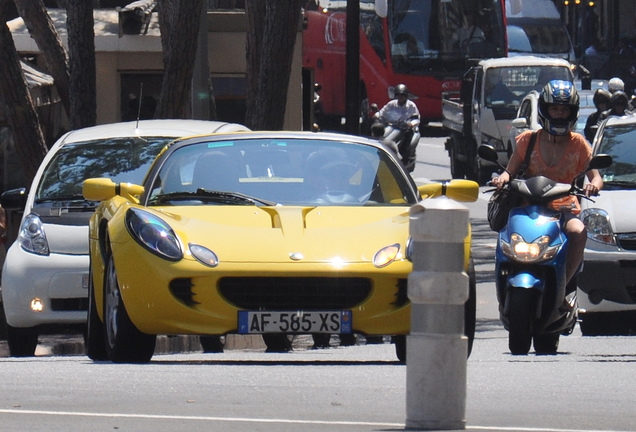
[0,188,27,211]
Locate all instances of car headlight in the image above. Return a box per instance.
[18,213,50,256]
[501,233,559,263]
[373,243,401,268]
[125,208,182,261]
[189,243,219,267]
[580,208,615,245]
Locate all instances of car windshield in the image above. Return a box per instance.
[147,138,415,206]
[596,123,636,188]
[36,137,172,202]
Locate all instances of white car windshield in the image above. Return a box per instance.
[36,137,171,202]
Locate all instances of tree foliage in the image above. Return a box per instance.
[244,0,303,130]
[65,0,96,129]
[155,0,205,119]
[0,0,47,180]
[13,0,70,117]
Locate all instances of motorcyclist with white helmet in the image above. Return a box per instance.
[492,80,603,286]
[375,84,421,172]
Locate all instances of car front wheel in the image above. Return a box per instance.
[103,254,156,363]
[7,325,38,357]
[86,267,108,361]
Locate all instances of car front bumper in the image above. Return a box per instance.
[102,241,414,337]
[1,243,89,328]
[578,248,636,311]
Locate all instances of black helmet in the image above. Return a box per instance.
[610,90,629,108]
[394,84,408,97]
[538,80,579,136]
[592,88,611,109]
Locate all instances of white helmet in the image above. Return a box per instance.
[608,77,625,94]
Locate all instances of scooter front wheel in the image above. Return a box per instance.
[507,288,536,355]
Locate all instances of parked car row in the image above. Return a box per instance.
[1,120,480,362]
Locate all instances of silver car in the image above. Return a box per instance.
[578,115,636,335]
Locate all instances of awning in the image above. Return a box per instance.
[20,60,60,106]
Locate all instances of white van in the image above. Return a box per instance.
[505,0,575,62]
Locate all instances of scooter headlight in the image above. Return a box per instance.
[580,208,615,245]
[503,233,559,263]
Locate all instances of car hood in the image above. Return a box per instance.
[583,190,636,233]
[150,205,411,263]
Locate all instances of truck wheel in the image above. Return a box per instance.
[449,141,469,179]
[476,158,494,186]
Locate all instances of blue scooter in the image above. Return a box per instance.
[478,145,611,355]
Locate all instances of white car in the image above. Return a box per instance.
[509,88,597,152]
[578,115,636,335]
[0,119,249,356]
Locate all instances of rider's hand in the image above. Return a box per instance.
[491,171,509,189]
[583,183,599,197]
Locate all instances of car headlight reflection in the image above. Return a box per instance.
[581,208,615,245]
[189,244,219,267]
[125,208,182,261]
[19,213,50,256]
[373,243,401,268]
[502,233,558,263]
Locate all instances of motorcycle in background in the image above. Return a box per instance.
[478,145,612,355]
[381,114,420,172]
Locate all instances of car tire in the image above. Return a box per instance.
[7,325,38,357]
[392,258,476,363]
[103,254,156,363]
[465,257,477,357]
[393,335,406,362]
[262,334,293,352]
[580,311,633,336]
[86,267,108,361]
[200,335,225,353]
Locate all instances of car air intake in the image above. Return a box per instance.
[218,277,371,310]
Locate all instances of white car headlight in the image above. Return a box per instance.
[19,213,50,256]
[580,208,615,245]
[502,233,559,263]
[125,208,182,261]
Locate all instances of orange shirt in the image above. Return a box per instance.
[513,130,592,213]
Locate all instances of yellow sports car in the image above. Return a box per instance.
[83,131,478,363]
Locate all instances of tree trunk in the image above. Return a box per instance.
[66,0,96,129]
[244,0,303,130]
[13,0,71,117]
[0,1,47,181]
[155,0,205,119]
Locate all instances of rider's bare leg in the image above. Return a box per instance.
[564,216,587,284]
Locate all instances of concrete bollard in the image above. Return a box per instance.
[406,198,469,430]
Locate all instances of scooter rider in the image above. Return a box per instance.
[375,84,420,172]
[491,80,603,286]
[584,87,611,143]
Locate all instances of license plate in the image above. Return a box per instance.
[238,311,352,334]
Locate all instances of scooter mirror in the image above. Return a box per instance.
[589,154,612,170]
[477,144,498,163]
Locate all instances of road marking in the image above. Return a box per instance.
[0,409,630,432]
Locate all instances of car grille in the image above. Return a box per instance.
[218,277,372,310]
[617,234,636,250]
[50,298,88,312]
